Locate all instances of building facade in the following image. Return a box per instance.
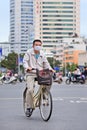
[10,0,80,54]
[78,52,87,66]
[10,0,34,53]
[52,37,86,66]
[34,0,80,52]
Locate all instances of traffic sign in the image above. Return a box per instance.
[0,48,2,56]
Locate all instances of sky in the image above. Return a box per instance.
[0,0,87,42]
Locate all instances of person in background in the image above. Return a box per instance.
[82,66,87,78]
[73,66,81,80]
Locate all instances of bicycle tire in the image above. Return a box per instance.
[65,79,71,84]
[40,89,53,121]
[23,87,27,114]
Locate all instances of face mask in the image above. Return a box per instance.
[34,46,42,51]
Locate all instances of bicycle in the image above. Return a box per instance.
[23,69,53,121]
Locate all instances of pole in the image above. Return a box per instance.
[65,58,66,76]
[0,48,2,69]
[64,50,67,77]
[17,42,20,75]
[18,52,20,75]
[0,56,1,69]
[15,42,21,75]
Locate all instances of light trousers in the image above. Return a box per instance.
[26,75,51,108]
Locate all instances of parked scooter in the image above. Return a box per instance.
[0,75,17,84]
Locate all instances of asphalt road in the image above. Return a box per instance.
[0,82,87,130]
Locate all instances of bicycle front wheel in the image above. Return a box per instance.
[40,89,53,121]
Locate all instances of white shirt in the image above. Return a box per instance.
[76,68,81,75]
[23,48,52,73]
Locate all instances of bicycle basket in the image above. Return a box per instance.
[36,69,52,85]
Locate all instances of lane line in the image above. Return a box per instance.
[70,100,75,103]
[53,97,87,100]
[0,97,87,104]
[0,97,87,100]
[76,100,87,103]
[0,98,22,100]
[53,97,87,104]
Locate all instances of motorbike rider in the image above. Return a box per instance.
[82,66,87,79]
[73,66,81,80]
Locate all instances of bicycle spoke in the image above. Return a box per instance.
[40,90,53,121]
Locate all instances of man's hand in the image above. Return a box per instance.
[51,69,56,73]
[26,67,32,72]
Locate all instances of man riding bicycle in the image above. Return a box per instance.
[23,39,54,117]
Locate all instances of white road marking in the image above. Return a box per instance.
[80,97,87,100]
[53,97,64,101]
[0,98,22,100]
[76,101,80,103]
[70,100,75,103]
[76,100,87,103]
[53,97,87,104]
[0,97,87,104]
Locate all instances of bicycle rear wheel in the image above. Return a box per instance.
[23,87,27,114]
[40,89,53,121]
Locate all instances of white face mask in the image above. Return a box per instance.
[34,46,42,51]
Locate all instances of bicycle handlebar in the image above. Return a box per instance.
[26,68,36,72]
[26,68,56,78]
[27,68,54,72]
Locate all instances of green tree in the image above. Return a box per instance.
[70,63,77,72]
[65,63,77,72]
[1,52,18,72]
[47,57,61,68]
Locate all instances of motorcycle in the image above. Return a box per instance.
[18,75,24,82]
[0,75,17,84]
[53,73,63,84]
[65,74,85,84]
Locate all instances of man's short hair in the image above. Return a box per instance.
[33,39,42,45]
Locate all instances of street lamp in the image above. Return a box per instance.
[63,43,68,76]
[14,43,21,75]
[18,50,20,75]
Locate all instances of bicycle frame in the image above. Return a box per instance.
[33,83,46,109]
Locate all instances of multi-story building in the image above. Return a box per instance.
[53,37,86,66]
[78,51,87,66]
[10,0,80,54]
[34,0,80,52]
[10,0,34,53]
[63,37,86,65]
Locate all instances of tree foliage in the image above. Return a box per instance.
[63,63,77,73]
[1,52,18,72]
[47,57,61,68]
